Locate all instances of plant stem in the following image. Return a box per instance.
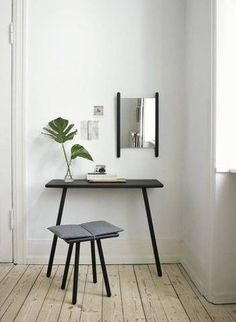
[65,159,72,176]
[61,143,73,178]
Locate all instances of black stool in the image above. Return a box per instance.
[48,221,123,304]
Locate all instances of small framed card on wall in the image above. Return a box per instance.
[94,106,104,116]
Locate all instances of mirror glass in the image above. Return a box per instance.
[121,98,155,148]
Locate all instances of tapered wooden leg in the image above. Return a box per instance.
[142,188,162,276]
[96,239,111,297]
[47,188,67,277]
[91,240,97,283]
[72,242,80,304]
[61,243,73,289]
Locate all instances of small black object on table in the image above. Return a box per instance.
[45,179,164,278]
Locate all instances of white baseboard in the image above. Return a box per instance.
[181,242,236,303]
[180,241,206,296]
[206,291,236,304]
[25,238,181,265]
[180,258,206,296]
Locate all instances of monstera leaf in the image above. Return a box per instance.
[71,144,93,161]
[42,117,93,182]
[42,117,77,143]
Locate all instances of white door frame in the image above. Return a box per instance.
[12,0,27,263]
[0,0,14,261]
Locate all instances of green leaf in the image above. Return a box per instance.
[42,117,77,143]
[71,144,93,161]
[41,132,58,140]
[42,127,57,137]
[64,124,74,135]
[65,130,78,141]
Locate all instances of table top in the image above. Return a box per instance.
[45,179,164,189]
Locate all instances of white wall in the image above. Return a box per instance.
[25,0,186,263]
[208,0,236,303]
[181,0,213,294]
[209,174,236,303]
[216,0,236,170]
[21,0,236,304]
[183,0,236,304]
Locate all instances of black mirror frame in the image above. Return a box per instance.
[116,92,159,158]
[155,92,159,157]
[116,92,121,158]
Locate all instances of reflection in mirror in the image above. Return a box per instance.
[121,98,155,148]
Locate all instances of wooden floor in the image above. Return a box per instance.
[0,264,236,322]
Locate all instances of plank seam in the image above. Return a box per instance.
[118,265,125,322]
[0,265,28,311]
[34,265,60,321]
[178,264,235,322]
[163,264,192,321]
[13,265,44,321]
[174,264,214,321]
[0,265,42,321]
[78,265,89,322]
[0,265,14,283]
[133,264,148,322]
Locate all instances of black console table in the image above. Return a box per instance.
[45,179,164,277]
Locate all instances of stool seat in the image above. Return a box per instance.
[48,220,123,242]
[48,220,123,304]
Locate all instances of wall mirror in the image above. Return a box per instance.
[116,92,159,157]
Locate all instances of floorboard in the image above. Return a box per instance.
[149,264,190,322]
[102,265,124,322]
[164,264,212,322]
[58,265,88,322]
[80,265,103,322]
[178,264,236,322]
[0,263,235,322]
[36,265,71,322]
[119,264,146,321]
[15,265,58,322]
[0,263,14,282]
[134,264,168,322]
[0,265,27,308]
[0,265,42,321]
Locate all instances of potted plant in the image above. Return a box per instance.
[42,117,93,182]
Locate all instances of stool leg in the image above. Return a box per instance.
[90,240,97,283]
[96,239,111,297]
[72,242,80,304]
[61,243,73,289]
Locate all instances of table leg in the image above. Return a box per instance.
[72,242,80,304]
[61,243,73,289]
[46,187,67,277]
[142,188,162,276]
[97,239,111,297]
[90,240,97,283]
